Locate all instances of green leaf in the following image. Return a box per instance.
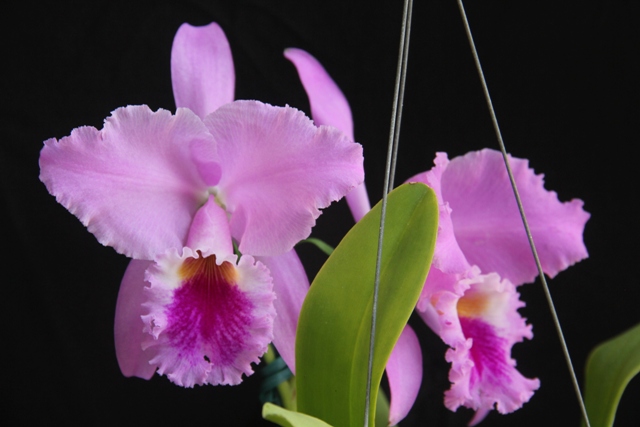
[296,183,438,427]
[583,322,640,427]
[263,403,333,427]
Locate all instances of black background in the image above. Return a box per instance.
[2,1,639,426]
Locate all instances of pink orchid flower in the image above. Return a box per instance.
[39,23,364,387]
[408,150,589,424]
[285,49,590,425]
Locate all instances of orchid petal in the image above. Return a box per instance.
[386,324,422,426]
[345,183,371,223]
[441,149,590,285]
[143,248,275,387]
[284,48,354,139]
[114,259,157,379]
[469,407,491,427]
[416,266,474,346]
[441,273,539,416]
[171,22,235,118]
[284,48,370,222]
[407,153,470,275]
[257,249,309,374]
[39,106,214,260]
[206,100,364,256]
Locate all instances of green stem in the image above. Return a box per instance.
[264,345,297,411]
[297,237,334,256]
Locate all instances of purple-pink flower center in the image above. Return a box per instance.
[459,317,510,388]
[164,253,254,365]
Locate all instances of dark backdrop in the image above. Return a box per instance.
[2,1,638,426]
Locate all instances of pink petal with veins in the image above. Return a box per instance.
[206,101,364,256]
[40,106,214,260]
[386,325,423,426]
[171,22,235,118]
[442,149,589,285]
[257,249,309,374]
[114,259,157,379]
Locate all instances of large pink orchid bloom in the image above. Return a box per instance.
[286,49,590,425]
[39,23,364,387]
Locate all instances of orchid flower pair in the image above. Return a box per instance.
[40,19,590,426]
[39,23,364,387]
[286,49,589,424]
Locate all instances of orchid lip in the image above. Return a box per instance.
[142,247,276,387]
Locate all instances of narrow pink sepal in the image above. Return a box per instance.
[285,48,371,222]
[39,105,214,260]
[441,149,590,285]
[171,22,235,118]
[114,259,157,379]
[186,196,233,256]
[256,249,310,373]
[468,407,491,426]
[284,48,354,139]
[386,324,422,426]
[206,101,364,256]
[345,183,371,223]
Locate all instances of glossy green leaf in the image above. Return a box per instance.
[582,322,640,427]
[263,403,333,427]
[296,183,438,427]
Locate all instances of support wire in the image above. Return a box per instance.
[363,0,414,425]
[455,1,591,426]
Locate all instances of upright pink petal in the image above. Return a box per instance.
[114,259,157,379]
[205,100,364,256]
[171,22,235,118]
[386,325,422,426]
[440,149,589,285]
[257,249,309,373]
[39,106,214,260]
[284,48,353,139]
[285,48,371,222]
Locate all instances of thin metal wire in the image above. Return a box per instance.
[455,1,591,426]
[388,0,414,191]
[363,0,413,425]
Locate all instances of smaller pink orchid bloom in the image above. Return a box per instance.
[39,23,364,387]
[408,150,589,423]
[286,49,590,425]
